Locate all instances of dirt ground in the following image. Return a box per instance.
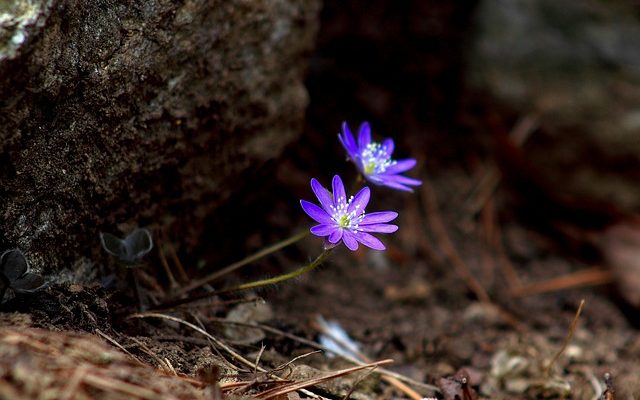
[2,1,640,399]
[3,150,639,399]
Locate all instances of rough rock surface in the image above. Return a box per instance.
[469,0,640,212]
[0,0,320,273]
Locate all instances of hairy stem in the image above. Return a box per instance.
[154,247,333,310]
[220,248,333,294]
[176,230,310,296]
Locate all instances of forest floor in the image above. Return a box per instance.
[3,3,640,398]
[2,143,639,399]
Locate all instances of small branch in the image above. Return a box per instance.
[209,317,439,393]
[162,231,190,283]
[157,238,180,291]
[465,115,538,216]
[256,360,394,399]
[82,373,165,400]
[421,178,491,303]
[129,312,330,399]
[94,329,146,367]
[545,299,585,376]
[129,312,259,371]
[512,268,612,298]
[310,318,438,399]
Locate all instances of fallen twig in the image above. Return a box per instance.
[465,115,538,216]
[157,236,180,292]
[311,317,437,400]
[129,312,326,399]
[95,329,146,367]
[512,268,612,298]
[162,230,190,283]
[208,317,439,393]
[421,177,491,303]
[129,336,176,375]
[545,299,586,376]
[255,360,393,399]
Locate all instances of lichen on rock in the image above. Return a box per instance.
[0,0,46,61]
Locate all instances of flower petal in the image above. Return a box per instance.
[311,178,334,213]
[100,233,127,259]
[342,231,359,251]
[0,249,28,281]
[124,228,153,262]
[348,186,370,215]
[382,138,394,156]
[12,273,45,293]
[300,200,333,224]
[360,211,398,225]
[371,177,415,192]
[353,159,367,176]
[383,159,416,175]
[357,122,371,151]
[366,174,385,184]
[332,175,346,205]
[310,224,337,236]
[328,229,343,244]
[339,122,359,159]
[353,232,386,250]
[386,174,422,186]
[359,223,398,233]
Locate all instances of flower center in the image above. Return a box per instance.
[338,214,351,228]
[364,161,377,175]
[330,196,365,231]
[361,142,396,175]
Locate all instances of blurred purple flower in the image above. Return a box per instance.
[339,121,421,192]
[300,175,398,251]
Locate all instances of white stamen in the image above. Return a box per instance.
[361,142,397,175]
[331,193,366,230]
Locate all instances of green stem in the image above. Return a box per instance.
[154,247,333,310]
[176,230,310,296]
[218,247,333,294]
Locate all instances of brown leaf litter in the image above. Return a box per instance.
[0,326,212,400]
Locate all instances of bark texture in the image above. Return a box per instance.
[0,0,320,273]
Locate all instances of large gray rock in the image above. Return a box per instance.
[0,0,320,273]
[469,0,640,211]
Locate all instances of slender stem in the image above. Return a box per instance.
[128,267,145,311]
[175,230,310,296]
[157,242,179,291]
[219,248,333,294]
[545,299,585,376]
[153,247,332,310]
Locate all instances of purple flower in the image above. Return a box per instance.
[300,175,398,251]
[339,121,422,192]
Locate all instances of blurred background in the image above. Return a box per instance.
[208,0,640,272]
